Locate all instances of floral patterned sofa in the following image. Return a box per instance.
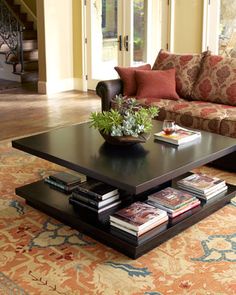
[96,50,236,170]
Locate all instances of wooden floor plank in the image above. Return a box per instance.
[0,84,101,141]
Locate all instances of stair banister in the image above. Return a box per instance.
[0,0,25,72]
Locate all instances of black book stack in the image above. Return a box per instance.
[44,172,82,193]
[69,179,121,213]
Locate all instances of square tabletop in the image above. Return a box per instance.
[12,121,236,194]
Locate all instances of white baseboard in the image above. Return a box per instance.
[38,78,87,94]
[74,78,87,91]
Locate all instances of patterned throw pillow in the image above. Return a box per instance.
[152,49,209,99]
[192,55,236,106]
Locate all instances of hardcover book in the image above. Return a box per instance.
[110,215,168,238]
[49,172,81,186]
[154,126,201,145]
[178,183,228,199]
[169,199,201,218]
[71,191,120,208]
[69,196,121,213]
[110,221,168,245]
[148,187,197,210]
[76,179,118,200]
[44,177,79,193]
[110,202,167,232]
[169,204,201,225]
[177,173,226,194]
[146,198,201,217]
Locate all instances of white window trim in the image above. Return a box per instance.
[202,0,220,54]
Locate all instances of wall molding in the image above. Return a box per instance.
[74,77,87,91]
[38,78,88,94]
[38,78,73,94]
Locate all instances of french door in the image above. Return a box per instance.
[203,0,236,56]
[86,0,168,90]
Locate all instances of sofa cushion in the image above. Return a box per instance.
[192,55,236,106]
[115,64,151,97]
[141,98,233,135]
[135,68,179,100]
[220,109,236,138]
[152,49,208,99]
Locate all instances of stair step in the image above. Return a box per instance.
[19,12,27,23]
[7,50,38,63]
[24,21,34,30]
[22,30,37,40]
[15,60,38,72]
[1,0,39,84]
[23,40,38,51]
[21,71,38,83]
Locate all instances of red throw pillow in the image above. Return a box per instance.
[115,64,151,96]
[135,68,180,100]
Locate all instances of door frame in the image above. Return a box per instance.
[82,0,171,91]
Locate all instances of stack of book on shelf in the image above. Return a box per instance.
[147,187,201,218]
[177,173,228,200]
[154,126,201,145]
[69,178,121,213]
[109,202,168,243]
[44,172,81,193]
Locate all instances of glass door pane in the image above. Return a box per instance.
[101,0,118,70]
[219,0,236,57]
[86,0,167,90]
[88,0,120,88]
[133,0,147,64]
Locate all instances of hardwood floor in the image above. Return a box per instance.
[0,84,101,141]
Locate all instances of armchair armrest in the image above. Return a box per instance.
[96,79,123,111]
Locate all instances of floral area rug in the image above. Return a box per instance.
[0,141,236,295]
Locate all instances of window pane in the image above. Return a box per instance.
[91,0,118,80]
[133,0,147,64]
[219,0,236,57]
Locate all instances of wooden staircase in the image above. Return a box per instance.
[0,0,38,83]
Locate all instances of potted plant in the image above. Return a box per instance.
[90,96,159,145]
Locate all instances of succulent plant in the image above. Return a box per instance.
[90,95,159,137]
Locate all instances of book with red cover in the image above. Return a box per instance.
[169,204,201,225]
[169,199,201,217]
[148,187,197,210]
[109,202,167,231]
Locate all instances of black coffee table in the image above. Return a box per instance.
[12,121,236,258]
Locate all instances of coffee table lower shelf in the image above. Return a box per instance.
[16,180,236,259]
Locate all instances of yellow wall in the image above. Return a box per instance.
[36,0,46,82]
[36,0,204,93]
[173,0,203,53]
[37,0,75,94]
[37,0,83,93]
[73,0,83,79]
